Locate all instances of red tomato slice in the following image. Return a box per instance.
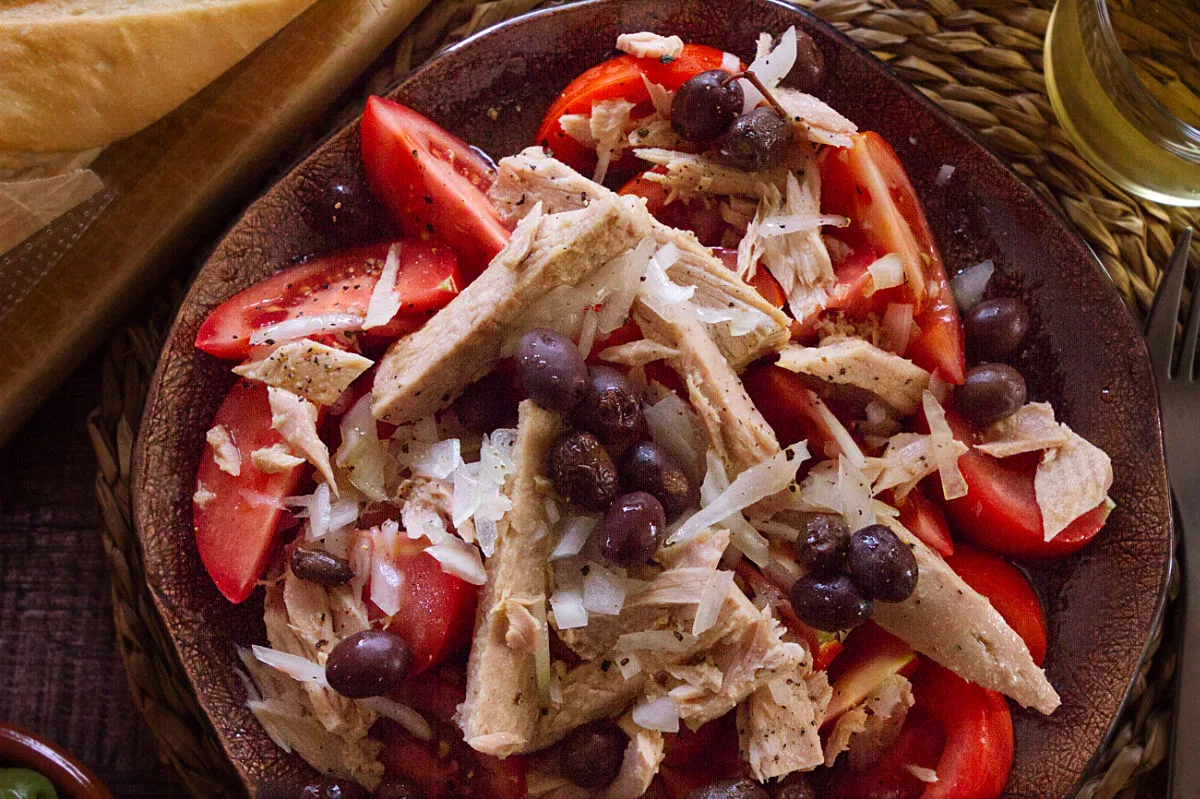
[941,410,1111,559]
[361,96,509,277]
[817,133,965,382]
[743,363,838,456]
[193,380,309,603]
[376,535,479,674]
[618,170,726,246]
[912,662,1014,799]
[945,545,1048,666]
[536,45,733,177]
[826,709,945,799]
[895,487,954,557]
[710,246,788,308]
[657,712,744,797]
[194,240,461,360]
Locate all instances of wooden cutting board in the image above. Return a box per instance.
[0,0,432,445]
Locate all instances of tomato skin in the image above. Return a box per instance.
[817,133,965,382]
[377,535,479,674]
[193,380,310,603]
[895,487,954,557]
[361,96,509,277]
[941,410,1111,559]
[912,663,1014,799]
[536,45,733,177]
[945,545,1048,666]
[825,710,945,799]
[656,713,744,798]
[194,240,461,360]
[742,363,838,456]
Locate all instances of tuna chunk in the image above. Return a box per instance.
[233,338,373,406]
[372,194,653,424]
[822,673,913,769]
[975,402,1071,458]
[457,401,563,756]
[268,386,336,490]
[872,518,1061,714]
[776,338,931,415]
[616,31,684,60]
[635,299,781,477]
[606,714,665,799]
[535,659,648,748]
[1035,429,1112,541]
[489,147,790,370]
[737,666,829,780]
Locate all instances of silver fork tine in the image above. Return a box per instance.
[1179,232,1200,380]
[1148,228,1192,376]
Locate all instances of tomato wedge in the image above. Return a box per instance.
[941,410,1111,559]
[945,545,1048,666]
[193,380,310,603]
[195,240,461,360]
[912,663,1014,799]
[536,45,733,177]
[375,535,479,674]
[361,96,509,277]
[825,710,945,799]
[743,363,838,456]
[895,486,954,557]
[818,132,965,383]
[656,712,744,798]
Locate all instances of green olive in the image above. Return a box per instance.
[0,768,58,799]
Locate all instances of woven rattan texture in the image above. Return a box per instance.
[88,0,1183,796]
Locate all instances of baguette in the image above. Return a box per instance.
[0,0,318,152]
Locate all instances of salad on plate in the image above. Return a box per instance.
[190,27,1115,799]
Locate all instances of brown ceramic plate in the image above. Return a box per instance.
[132,0,1173,796]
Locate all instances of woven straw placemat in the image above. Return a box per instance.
[88,0,1185,796]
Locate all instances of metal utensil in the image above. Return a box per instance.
[1145,228,1198,798]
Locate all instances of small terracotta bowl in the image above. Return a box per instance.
[0,723,114,799]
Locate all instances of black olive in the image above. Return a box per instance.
[299,777,370,799]
[290,547,355,587]
[796,514,851,577]
[560,720,627,789]
[956,363,1026,427]
[685,778,771,799]
[783,30,826,95]
[516,328,589,412]
[373,776,426,799]
[964,298,1031,361]
[452,372,518,433]
[325,630,412,699]
[600,491,667,566]
[716,108,792,172]
[770,773,815,799]
[572,366,644,445]
[847,524,919,603]
[671,69,745,143]
[619,441,697,521]
[789,573,872,632]
[547,430,619,510]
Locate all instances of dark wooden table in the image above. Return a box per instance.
[0,357,181,797]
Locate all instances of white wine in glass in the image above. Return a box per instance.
[1045,0,1200,206]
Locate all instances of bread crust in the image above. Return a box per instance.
[0,0,316,151]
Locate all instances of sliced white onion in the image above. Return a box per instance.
[327,498,360,535]
[865,253,906,296]
[641,74,674,117]
[759,213,849,238]
[451,462,483,527]
[721,51,741,73]
[349,532,372,601]
[550,586,588,629]
[370,525,405,616]
[935,164,955,187]
[905,764,939,784]
[692,569,735,635]
[249,312,364,346]
[923,391,969,500]
[410,438,463,479]
[641,243,694,306]
[880,302,916,355]
[927,371,951,403]
[693,304,766,337]
[701,450,770,566]
[951,259,994,312]
[813,397,866,468]
[544,498,561,525]
[632,695,681,733]
[792,460,841,514]
[618,653,643,679]
[360,696,433,741]
[577,308,599,359]
[309,482,332,540]
[583,564,627,616]
[336,393,387,501]
[362,243,402,330]
[669,443,808,544]
[644,392,705,481]
[551,515,598,560]
[427,538,487,585]
[740,26,797,113]
[251,645,328,687]
[401,500,448,544]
